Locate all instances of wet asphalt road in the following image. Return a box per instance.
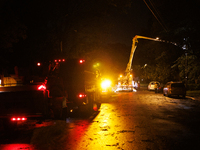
[1,90,200,150]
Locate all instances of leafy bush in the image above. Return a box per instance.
[186,84,200,90]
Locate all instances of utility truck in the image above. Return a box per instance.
[117,35,160,92]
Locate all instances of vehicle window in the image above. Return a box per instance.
[171,83,185,88]
[59,60,85,88]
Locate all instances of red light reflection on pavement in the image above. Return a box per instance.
[65,120,90,149]
[0,144,35,150]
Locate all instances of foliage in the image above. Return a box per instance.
[173,51,200,84]
[136,0,200,84]
[0,1,27,50]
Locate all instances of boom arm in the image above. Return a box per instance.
[125,35,159,74]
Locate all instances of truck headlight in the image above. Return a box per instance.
[101,80,111,89]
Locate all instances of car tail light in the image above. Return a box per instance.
[79,59,85,64]
[78,94,86,98]
[37,62,41,66]
[38,84,46,91]
[11,117,27,121]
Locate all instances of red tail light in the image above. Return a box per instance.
[78,94,86,98]
[37,62,41,66]
[79,59,85,64]
[38,84,46,91]
[11,117,27,121]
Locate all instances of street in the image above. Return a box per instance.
[1,90,200,150]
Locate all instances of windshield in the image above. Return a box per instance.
[171,83,185,88]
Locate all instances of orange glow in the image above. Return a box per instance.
[37,62,41,66]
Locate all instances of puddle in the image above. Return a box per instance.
[178,104,191,109]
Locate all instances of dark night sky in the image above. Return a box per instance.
[1,0,200,78]
[14,0,152,46]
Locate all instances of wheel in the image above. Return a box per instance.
[51,97,65,120]
[163,90,166,96]
[166,92,170,97]
[87,94,94,114]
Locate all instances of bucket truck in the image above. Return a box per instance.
[117,35,160,92]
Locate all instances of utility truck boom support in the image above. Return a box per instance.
[117,35,160,92]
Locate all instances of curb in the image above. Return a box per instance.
[186,96,198,101]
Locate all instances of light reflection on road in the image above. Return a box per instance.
[65,94,137,150]
[0,144,35,150]
[1,91,198,150]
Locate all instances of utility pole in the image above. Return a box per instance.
[182,37,189,87]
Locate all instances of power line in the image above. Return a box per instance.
[143,0,168,32]
[148,0,168,31]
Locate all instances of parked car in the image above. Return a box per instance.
[163,82,186,98]
[148,81,160,91]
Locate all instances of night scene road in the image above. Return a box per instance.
[1,89,200,150]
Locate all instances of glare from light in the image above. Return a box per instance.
[79,59,85,64]
[38,85,46,90]
[101,80,111,89]
[78,94,86,98]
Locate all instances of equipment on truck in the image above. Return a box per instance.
[47,58,101,115]
[117,35,160,92]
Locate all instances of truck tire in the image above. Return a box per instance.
[87,94,94,115]
[51,97,64,120]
